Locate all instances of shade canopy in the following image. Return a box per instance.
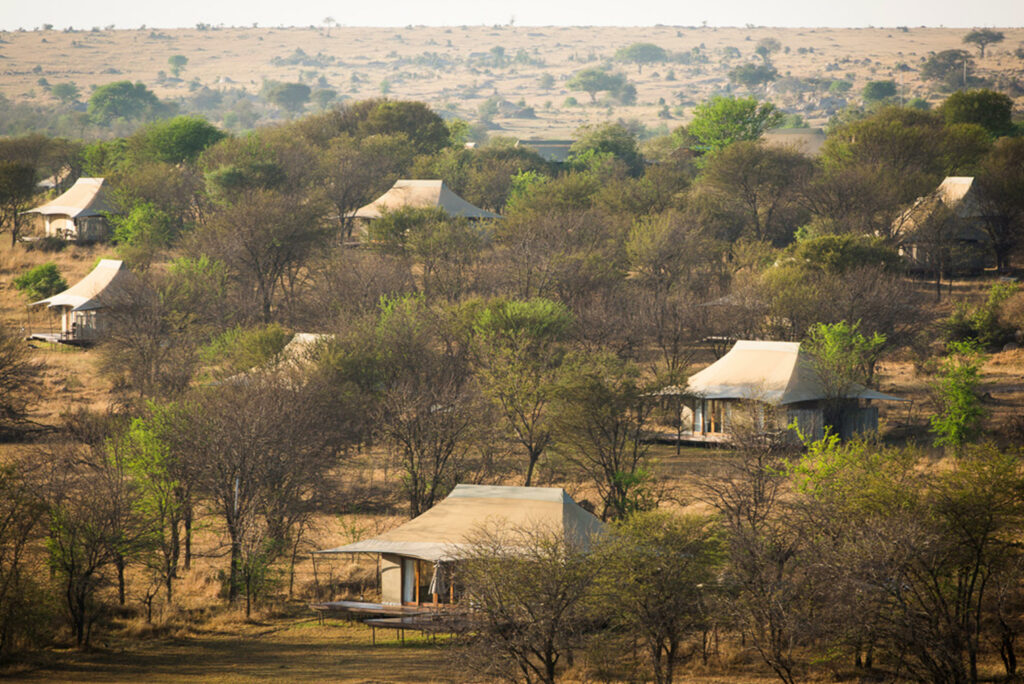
[33,259,133,311]
[350,180,499,220]
[664,340,903,405]
[317,484,604,562]
[25,177,114,218]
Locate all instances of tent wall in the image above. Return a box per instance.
[381,553,402,605]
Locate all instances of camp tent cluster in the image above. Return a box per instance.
[316,484,603,607]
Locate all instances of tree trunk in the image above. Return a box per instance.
[183,506,192,570]
[116,555,126,606]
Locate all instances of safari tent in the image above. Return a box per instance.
[663,340,902,442]
[762,127,826,157]
[515,139,575,163]
[350,180,500,221]
[893,176,993,273]
[316,484,603,607]
[30,259,133,343]
[24,177,116,242]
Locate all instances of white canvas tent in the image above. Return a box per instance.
[662,340,902,441]
[24,177,115,242]
[32,259,133,342]
[317,484,603,606]
[893,176,992,272]
[350,180,500,220]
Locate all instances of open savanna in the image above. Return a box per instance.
[1,25,1023,137]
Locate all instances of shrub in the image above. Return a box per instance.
[942,283,1018,349]
[12,262,67,301]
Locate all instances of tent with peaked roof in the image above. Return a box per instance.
[316,484,602,606]
[662,340,903,441]
[31,259,134,342]
[350,180,500,220]
[24,177,116,242]
[893,176,993,273]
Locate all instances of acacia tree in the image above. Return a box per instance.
[457,524,598,684]
[0,324,43,439]
[615,42,667,74]
[472,298,573,486]
[0,161,37,247]
[596,512,723,684]
[553,352,655,521]
[963,29,1004,59]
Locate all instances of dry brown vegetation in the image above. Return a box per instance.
[2,26,1023,135]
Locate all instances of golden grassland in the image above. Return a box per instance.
[3,235,1024,680]
[1,25,1023,136]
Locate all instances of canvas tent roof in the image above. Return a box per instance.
[25,177,114,218]
[33,259,132,311]
[350,180,500,220]
[316,484,604,561]
[664,340,903,405]
[894,176,989,242]
[515,139,575,163]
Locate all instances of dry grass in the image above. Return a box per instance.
[2,26,1023,136]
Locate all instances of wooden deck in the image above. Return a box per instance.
[309,600,438,622]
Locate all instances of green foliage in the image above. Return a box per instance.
[930,340,987,449]
[136,115,225,164]
[728,63,778,89]
[828,79,853,94]
[201,324,291,376]
[615,43,668,72]
[12,262,66,301]
[355,100,450,155]
[569,122,644,176]
[803,321,887,418]
[87,80,164,124]
[687,96,782,154]
[962,29,1004,58]
[920,50,974,90]
[167,54,188,77]
[789,234,901,273]
[50,82,80,104]
[942,282,1019,349]
[939,89,1014,138]
[263,82,311,115]
[111,201,176,266]
[861,80,897,102]
[566,68,629,103]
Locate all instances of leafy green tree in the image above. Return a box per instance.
[111,202,177,268]
[569,122,644,177]
[861,80,897,102]
[596,512,723,684]
[264,82,311,116]
[135,115,225,164]
[921,49,974,90]
[930,340,987,450]
[615,42,668,73]
[0,161,37,246]
[789,234,901,274]
[687,96,782,154]
[50,82,80,104]
[974,137,1024,271]
[553,352,655,521]
[355,99,450,155]
[167,54,188,78]
[804,320,887,430]
[728,63,778,90]
[538,73,555,89]
[310,88,337,110]
[754,37,782,64]
[962,29,1004,59]
[566,68,628,103]
[13,262,66,301]
[87,81,163,124]
[472,298,573,486]
[939,89,1014,138]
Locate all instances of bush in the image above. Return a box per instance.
[12,262,67,301]
[942,283,1018,349]
[22,236,67,253]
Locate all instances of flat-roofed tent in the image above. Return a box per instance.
[316,484,603,606]
[662,340,903,441]
[32,259,134,342]
[24,177,115,242]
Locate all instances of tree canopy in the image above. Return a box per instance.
[686,96,782,154]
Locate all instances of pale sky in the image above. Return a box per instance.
[1,0,1022,30]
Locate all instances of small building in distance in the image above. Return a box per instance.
[350,179,500,221]
[30,259,134,344]
[893,176,993,273]
[316,484,603,607]
[515,139,575,164]
[762,127,827,157]
[662,340,903,442]
[24,177,116,242]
